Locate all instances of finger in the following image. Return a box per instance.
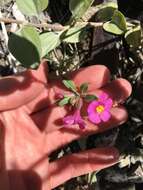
[70,65,111,90]
[45,106,127,153]
[25,65,110,114]
[48,65,111,105]
[50,65,111,93]
[49,147,119,189]
[97,78,132,104]
[31,78,131,132]
[23,86,49,114]
[0,60,48,111]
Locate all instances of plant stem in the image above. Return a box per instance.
[0,17,103,31]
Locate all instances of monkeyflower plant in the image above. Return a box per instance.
[57,80,113,129]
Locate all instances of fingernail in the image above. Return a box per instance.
[110,147,120,161]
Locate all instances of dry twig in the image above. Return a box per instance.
[0,17,103,31]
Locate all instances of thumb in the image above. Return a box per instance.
[0,60,48,111]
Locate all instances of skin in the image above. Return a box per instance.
[0,61,132,190]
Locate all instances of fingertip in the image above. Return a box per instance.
[100,78,132,103]
[70,65,111,90]
[88,147,119,163]
[103,147,119,161]
[110,106,128,124]
[116,78,132,98]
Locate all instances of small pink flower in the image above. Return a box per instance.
[63,109,86,129]
[87,93,113,124]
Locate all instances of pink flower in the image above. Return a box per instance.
[87,93,113,124]
[63,109,86,129]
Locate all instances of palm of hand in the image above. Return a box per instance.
[0,62,131,190]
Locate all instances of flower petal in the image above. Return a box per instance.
[74,109,81,121]
[78,120,86,129]
[100,111,111,122]
[88,113,101,124]
[105,98,113,109]
[63,115,75,125]
[99,92,108,102]
[87,101,99,114]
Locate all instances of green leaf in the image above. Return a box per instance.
[112,10,127,31]
[58,97,71,106]
[96,2,118,22]
[69,0,94,20]
[62,26,87,43]
[62,80,77,92]
[80,83,88,94]
[8,26,41,68]
[103,10,127,35]
[125,25,141,48]
[16,0,49,16]
[40,32,61,57]
[20,26,42,54]
[103,22,124,35]
[84,94,97,102]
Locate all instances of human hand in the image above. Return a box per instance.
[0,61,132,190]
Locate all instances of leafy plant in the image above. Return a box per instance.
[5,0,142,69]
[125,25,142,48]
[8,26,41,68]
[62,26,87,43]
[40,32,61,57]
[103,10,127,35]
[96,2,118,22]
[15,0,49,16]
[69,0,94,20]
[103,10,142,49]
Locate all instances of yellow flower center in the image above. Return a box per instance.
[96,105,104,113]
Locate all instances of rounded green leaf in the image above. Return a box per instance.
[62,26,87,43]
[112,10,127,31]
[16,0,49,16]
[69,0,94,20]
[84,94,97,102]
[62,80,77,92]
[80,83,88,94]
[103,21,124,35]
[96,2,117,22]
[20,26,42,55]
[58,97,71,106]
[8,26,41,68]
[103,10,127,35]
[125,25,141,48]
[40,32,61,57]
